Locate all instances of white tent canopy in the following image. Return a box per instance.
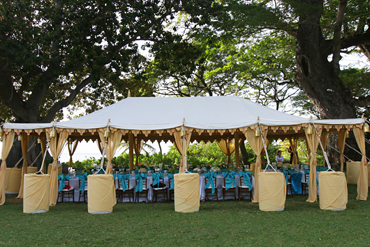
[1,96,368,205]
[3,96,364,132]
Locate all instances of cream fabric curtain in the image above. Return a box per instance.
[106,132,122,174]
[97,138,104,154]
[68,140,78,167]
[0,131,15,205]
[338,129,346,172]
[99,131,122,174]
[217,139,236,165]
[353,127,368,200]
[17,133,29,198]
[244,128,267,203]
[39,136,47,174]
[320,132,328,167]
[289,137,298,165]
[305,127,322,203]
[174,130,192,173]
[260,139,270,167]
[49,130,68,206]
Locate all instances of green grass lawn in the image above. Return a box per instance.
[1,184,370,247]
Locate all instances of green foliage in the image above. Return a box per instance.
[0,0,221,122]
[70,157,98,170]
[187,142,229,166]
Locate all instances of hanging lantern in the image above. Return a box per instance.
[306,124,313,135]
[346,130,350,138]
[0,127,3,138]
[104,127,110,138]
[255,126,261,137]
[18,134,22,141]
[50,128,56,138]
[364,123,370,133]
[37,138,41,144]
[181,126,185,137]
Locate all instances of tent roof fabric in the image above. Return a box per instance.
[3,96,364,133]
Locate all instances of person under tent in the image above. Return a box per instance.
[276,150,284,163]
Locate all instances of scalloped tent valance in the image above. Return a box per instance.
[3,96,365,142]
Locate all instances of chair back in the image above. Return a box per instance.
[223,177,236,188]
[79,179,88,190]
[118,179,129,190]
[205,177,216,189]
[141,178,147,190]
[305,173,309,183]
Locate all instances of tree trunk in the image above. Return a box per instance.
[239,139,250,166]
[295,0,369,164]
[296,0,356,120]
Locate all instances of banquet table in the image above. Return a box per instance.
[199,174,255,201]
[58,173,255,203]
[115,174,170,203]
[295,170,320,195]
[58,177,80,203]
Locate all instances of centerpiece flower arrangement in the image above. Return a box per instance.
[138,167,147,174]
[210,166,220,173]
[193,168,203,174]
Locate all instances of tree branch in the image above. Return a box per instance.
[332,0,347,74]
[42,76,93,122]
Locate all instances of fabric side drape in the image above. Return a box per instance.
[97,138,104,154]
[305,137,311,163]
[244,128,267,203]
[289,137,298,165]
[338,129,346,172]
[68,140,78,167]
[99,131,122,174]
[0,131,15,205]
[353,127,368,200]
[305,127,322,203]
[217,139,236,165]
[174,130,192,173]
[49,131,68,206]
[40,136,47,174]
[320,132,328,167]
[17,133,29,198]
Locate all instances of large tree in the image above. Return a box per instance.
[0,0,220,123]
[207,0,370,119]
